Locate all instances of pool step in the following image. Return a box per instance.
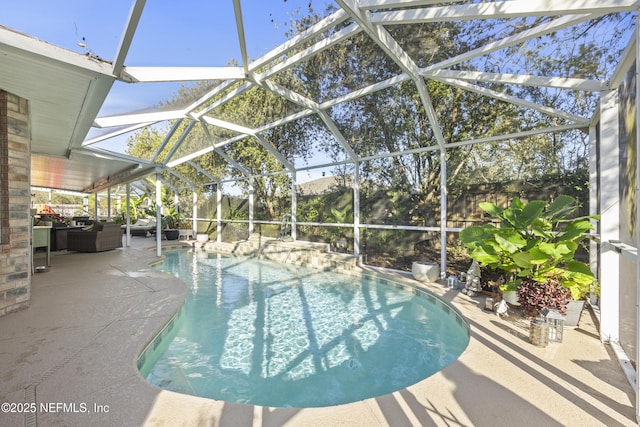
[196,238,359,273]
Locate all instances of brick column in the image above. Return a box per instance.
[0,90,31,316]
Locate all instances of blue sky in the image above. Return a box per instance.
[2,0,319,115]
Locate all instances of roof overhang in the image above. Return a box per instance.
[0,25,142,192]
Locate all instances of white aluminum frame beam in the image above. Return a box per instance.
[256,22,362,81]
[254,77,317,110]
[252,78,359,162]
[248,9,350,72]
[335,0,447,149]
[320,74,411,110]
[423,14,598,73]
[359,123,587,163]
[93,110,185,128]
[82,122,155,146]
[161,121,196,166]
[444,124,587,149]
[120,66,245,83]
[599,89,622,346]
[232,0,249,74]
[359,0,460,9]
[164,167,196,188]
[191,82,254,119]
[152,119,184,163]
[202,116,295,172]
[316,110,359,162]
[165,133,248,167]
[202,116,255,136]
[254,109,316,134]
[425,69,608,92]
[370,0,640,25]
[254,134,295,172]
[201,123,251,177]
[611,35,638,89]
[432,77,591,125]
[184,80,237,115]
[155,171,162,256]
[187,160,216,182]
[112,0,146,75]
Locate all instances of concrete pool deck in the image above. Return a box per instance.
[0,237,636,426]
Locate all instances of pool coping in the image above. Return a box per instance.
[0,238,636,426]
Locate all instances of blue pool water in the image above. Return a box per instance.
[140,249,469,408]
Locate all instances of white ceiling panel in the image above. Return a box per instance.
[0,25,139,192]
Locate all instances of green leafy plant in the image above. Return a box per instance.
[162,205,186,230]
[329,206,352,251]
[460,195,597,301]
[130,193,149,222]
[330,206,352,224]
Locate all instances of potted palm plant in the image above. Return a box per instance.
[162,205,185,240]
[460,195,598,324]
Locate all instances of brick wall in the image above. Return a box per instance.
[0,90,31,316]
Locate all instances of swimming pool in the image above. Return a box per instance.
[139,249,469,408]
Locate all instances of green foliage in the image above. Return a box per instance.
[126,127,164,161]
[330,206,352,224]
[297,197,323,223]
[296,196,325,240]
[162,205,186,230]
[298,13,630,207]
[129,193,149,222]
[460,195,597,300]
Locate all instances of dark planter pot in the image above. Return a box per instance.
[565,300,585,329]
[164,229,180,240]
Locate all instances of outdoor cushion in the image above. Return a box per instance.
[122,218,157,236]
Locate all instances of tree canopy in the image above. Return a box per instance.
[125,6,633,219]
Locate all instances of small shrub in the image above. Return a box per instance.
[517,279,570,318]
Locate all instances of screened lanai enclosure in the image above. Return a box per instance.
[4,0,640,419]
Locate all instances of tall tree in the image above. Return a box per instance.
[298,10,632,220]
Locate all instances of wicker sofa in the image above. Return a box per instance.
[67,222,123,252]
